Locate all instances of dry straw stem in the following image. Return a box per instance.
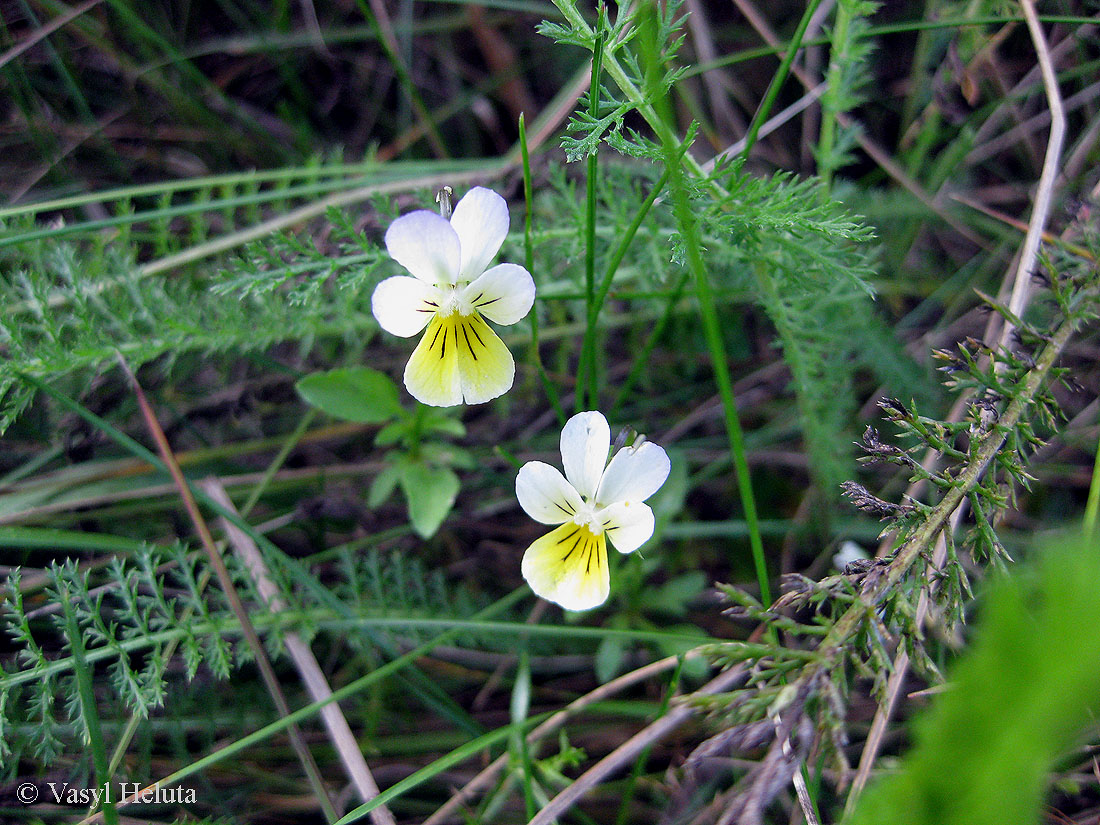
[200,479,396,825]
[526,662,751,825]
[115,356,340,821]
[845,1,1069,807]
[0,0,103,70]
[424,652,694,825]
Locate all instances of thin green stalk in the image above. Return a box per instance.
[577,17,607,413]
[59,574,119,825]
[334,711,552,825]
[739,0,825,160]
[241,408,317,517]
[591,143,684,324]
[635,7,772,604]
[552,0,771,600]
[351,0,449,158]
[1084,416,1100,536]
[0,158,490,219]
[519,113,565,424]
[614,656,683,825]
[818,0,853,189]
[101,410,319,776]
[611,268,690,416]
[510,650,537,820]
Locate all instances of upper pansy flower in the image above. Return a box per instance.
[371,186,536,407]
[517,411,671,611]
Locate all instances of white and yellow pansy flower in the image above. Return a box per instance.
[517,411,671,611]
[371,186,536,407]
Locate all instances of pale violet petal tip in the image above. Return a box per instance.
[559,411,611,501]
[384,210,461,286]
[595,441,670,506]
[449,187,509,281]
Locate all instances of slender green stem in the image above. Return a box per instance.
[520,113,565,425]
[74,589,529,825]
[739,0,825,160]
[577,16,606,413]
[590,141,685,329]
[511,650,537,820]
[241,408,317,517]
[611,268,691,416]
[59,573,120,825]
[614,656,683,825]
[1084,413,1100,536]
[552,0,778,599]
[818,1,853,189]
[351,0,449,158]
[627,3,771,604]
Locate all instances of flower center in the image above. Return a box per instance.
[437,286,474,318]
[571,503,602,534]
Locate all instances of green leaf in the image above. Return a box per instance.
[295,368,401,423]
[367,463,400,508]
[397,461,460,538]
[374,420,409,447]
[420,410,467,439]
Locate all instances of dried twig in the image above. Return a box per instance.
[525,662,749,825]
[424,652,694,825]
[116,357,339,821]
[200,480,395,825]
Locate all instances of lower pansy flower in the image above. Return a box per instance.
[516,411,671,611]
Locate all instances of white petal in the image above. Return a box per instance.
[371,276,441,337]
[595,442,670,506]
[384,210,461,286]
[460,264,535,326]
[560,411,610,501]
[516,462,584,525]
[521,523,610,611]
[596,501,655,554]
[449,187,509,281]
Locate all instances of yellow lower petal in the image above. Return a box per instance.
[404,312,514,407]
[521,522,609,611]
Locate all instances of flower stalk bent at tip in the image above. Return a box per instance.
[516,411,671,610]
[371,186,536,407]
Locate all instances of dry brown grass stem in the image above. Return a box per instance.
[201,479,395,825]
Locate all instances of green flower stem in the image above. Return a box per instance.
[240,407,317,517]
[519,112,565,424]
[59,575,120,825]
[818,0,853,189]
[672,192,771,605]
[1084,410,1100,536]
[611,267,691,416]
[351,0,449,158]
[577,19,607,413]
[739,0,825,160]
[585,139,690,410]
[551,0,772,602]
[614,657,683,825]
